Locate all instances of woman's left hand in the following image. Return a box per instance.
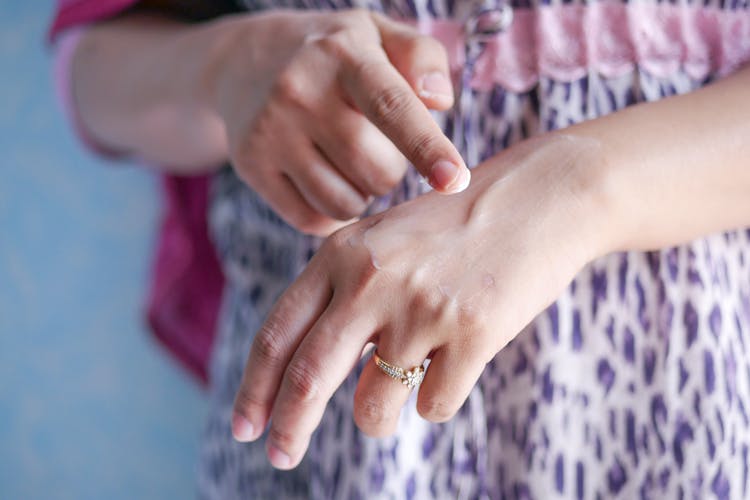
[230,133,613,469]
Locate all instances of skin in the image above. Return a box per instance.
[72,9,470,236]
[70,1,750,473]
[231,65,750,469]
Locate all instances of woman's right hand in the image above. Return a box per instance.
[209,9,470,235]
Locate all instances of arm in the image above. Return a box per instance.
[70,9,472,234]
[71,12,233,171]
[231,64,750,469]
[571,65,750,253]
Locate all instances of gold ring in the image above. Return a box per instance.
[373,351,425,389]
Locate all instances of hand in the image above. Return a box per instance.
[230,134,612,469]
[211,9,470,235]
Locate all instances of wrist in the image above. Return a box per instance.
[471,133,621,265]
[194,16,248,122]
[545,131,626,261]
[203,11,297,120]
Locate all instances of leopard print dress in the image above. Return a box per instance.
[198,0,750,498]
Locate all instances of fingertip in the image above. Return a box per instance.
[267,444,294,470]
[429,160,471,194]
[266,434,310,470]
[354,417,400,438]
[417,72,454,110]
[418,92,454,112]
[449,166,471,193]
[232,411,260,443]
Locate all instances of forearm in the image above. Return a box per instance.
[560,65,750,255]
[72,12,232,171]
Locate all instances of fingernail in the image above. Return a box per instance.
[231,412,256,442]
[419,72,453,100]
[453,166,471,192]
[268,445,292,469]
[429,160,470,193]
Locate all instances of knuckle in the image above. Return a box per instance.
[313,30,356,63]
[404,130,443,166]
[268,426,297,451]
[272,69,308,108]
[325,225,354,252]
[410,286,448,318]
[449,324,495,368]
[417,394,456,422]
[253,321,287,365]
[323,226,368,266]
[314,10,378,62]
[284,358,322,402]
[322,223,381,285]
[367,82,410,126]
[457,303,490,338]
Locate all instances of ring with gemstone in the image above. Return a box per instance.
[372,351,426,389]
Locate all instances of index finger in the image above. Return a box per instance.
[339,50,471,194]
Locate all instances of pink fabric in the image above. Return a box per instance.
[50,0,221,385]
[53,27,127,158]
[49,0,750,385]
[418,3,750,93]
[48,0,139,41]
[146,175,223,385]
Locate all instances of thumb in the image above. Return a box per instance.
[370,12,454,111]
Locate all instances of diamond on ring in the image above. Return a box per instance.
[373,351,426,389]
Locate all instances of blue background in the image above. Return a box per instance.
[0,2,209,499]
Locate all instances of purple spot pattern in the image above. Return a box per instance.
[197,0,750,497]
